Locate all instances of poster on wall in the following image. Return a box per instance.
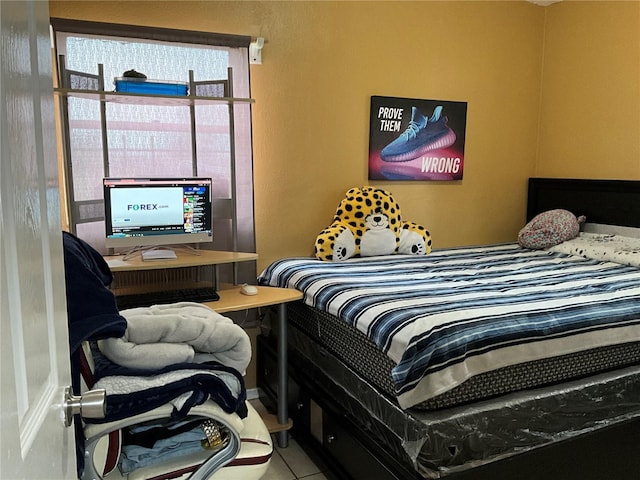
[368,96,468,181]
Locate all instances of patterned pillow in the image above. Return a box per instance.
[518,209,585,250]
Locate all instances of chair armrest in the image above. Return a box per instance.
[82,400,244,480]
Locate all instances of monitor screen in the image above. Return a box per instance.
[103,177,213,249]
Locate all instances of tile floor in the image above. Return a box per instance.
[262,435,328,480]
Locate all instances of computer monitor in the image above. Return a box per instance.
[103,177,213,249]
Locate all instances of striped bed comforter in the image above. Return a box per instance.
[258,244,640,409]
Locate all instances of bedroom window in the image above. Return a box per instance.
[50,19,255,280]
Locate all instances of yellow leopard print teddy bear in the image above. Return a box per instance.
[314,186,432,261]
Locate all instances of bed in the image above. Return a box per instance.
[256,178,640,480]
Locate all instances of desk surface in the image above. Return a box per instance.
[104,250,301,313]
[105,250,258,272]
[209,286,303,313]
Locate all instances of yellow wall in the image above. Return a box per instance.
[537,0,640,179]
[48,0,546,270]
[47,0,640,273]
[48,0,640,393]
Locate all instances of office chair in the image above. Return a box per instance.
[62,232,272,480]
[77,342,273,480]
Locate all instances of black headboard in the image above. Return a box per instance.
[527,178,640,228]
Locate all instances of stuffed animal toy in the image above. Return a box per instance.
[314,186,432,261]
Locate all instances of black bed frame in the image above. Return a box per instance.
[527,177,640,227]
[259,178,640,480]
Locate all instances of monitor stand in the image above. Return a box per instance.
[121,244,203,261]
[141,249,177,261]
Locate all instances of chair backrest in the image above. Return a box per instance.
[79,342,122,477]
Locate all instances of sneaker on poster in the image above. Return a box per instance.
[380,106,457,162]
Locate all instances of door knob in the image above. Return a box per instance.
[63,386,106,426]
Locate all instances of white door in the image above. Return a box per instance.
[0,1,77,478]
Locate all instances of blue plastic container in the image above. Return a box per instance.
[114,78,188,96]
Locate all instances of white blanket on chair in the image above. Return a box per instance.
[98,302,251,373]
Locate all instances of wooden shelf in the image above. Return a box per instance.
[207,285,303,314]
[249,399,293,434]
[54,87,254,107]
[104,249,258,272]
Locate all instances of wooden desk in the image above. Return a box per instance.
[208,285,302,447]
[105,250,258,271]
[203,285,302,313]
[104,251,301,447]
[105,250,258,292]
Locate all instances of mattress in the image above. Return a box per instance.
[279,320,640,478]
[258,243,640,409]
[286,301,640,410]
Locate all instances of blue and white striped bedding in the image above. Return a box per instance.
[258,244,640,409]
